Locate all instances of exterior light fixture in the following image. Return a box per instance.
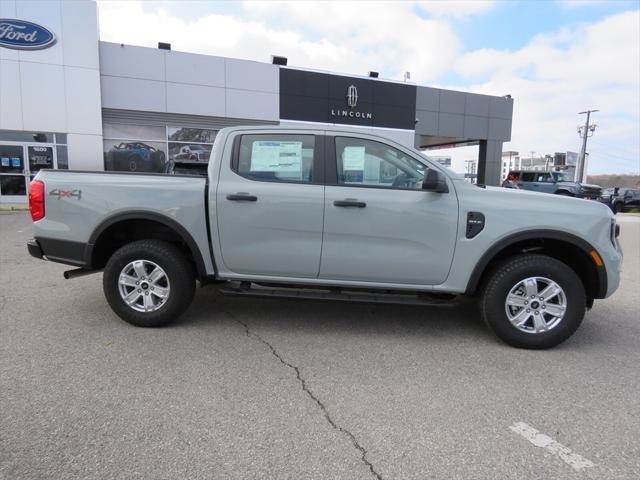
[271,55,288,66]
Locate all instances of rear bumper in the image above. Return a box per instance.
[27,239,44,259]
[27,237,91,267]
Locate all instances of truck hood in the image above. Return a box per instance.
[479,184,610,216]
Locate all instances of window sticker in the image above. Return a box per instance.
[250,141,303,174]
[342,146,366,171]
[11,158,21,168]
[1,157,9,167]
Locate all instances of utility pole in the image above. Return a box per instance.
[577,110,598,182]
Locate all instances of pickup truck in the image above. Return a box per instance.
[27,126,622,349]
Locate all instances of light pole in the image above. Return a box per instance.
[577,110,598,182]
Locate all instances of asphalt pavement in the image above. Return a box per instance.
[1,212,638,480]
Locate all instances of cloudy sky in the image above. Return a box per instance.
[97,0,639,175]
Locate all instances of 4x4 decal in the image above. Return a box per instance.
[49,189,82,200]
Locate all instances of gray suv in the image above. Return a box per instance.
[503,170,602,199]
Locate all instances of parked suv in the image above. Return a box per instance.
[503,170,602,199]
[28,126,622,349]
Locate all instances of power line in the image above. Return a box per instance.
[588,149,638,162]
[588,139,640,157]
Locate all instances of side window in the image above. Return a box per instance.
[236,134,315,183]
[536,173,551,182]
[521,172,536,182]
[335,137,425,190]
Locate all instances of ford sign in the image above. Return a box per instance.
[0,19,56,50]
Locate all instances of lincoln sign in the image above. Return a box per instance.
[280,69,416,130]
[0,19,56,50]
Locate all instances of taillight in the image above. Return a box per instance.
[29,180,45,221]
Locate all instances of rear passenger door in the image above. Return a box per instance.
[216,131,325,278]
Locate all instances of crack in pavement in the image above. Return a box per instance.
[226,310,384,480]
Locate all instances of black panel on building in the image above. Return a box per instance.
[280,69,416,130]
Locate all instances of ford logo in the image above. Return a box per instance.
[0,19,56,50]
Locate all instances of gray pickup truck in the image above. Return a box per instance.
[27,126,622,349]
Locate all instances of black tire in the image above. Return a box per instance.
[128,155,141,171]
[480,254,586,349]
[103,240,195,328]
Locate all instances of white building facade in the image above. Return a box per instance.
[0,0,513,203]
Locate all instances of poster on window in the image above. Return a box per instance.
[103,141,167,173]
[250,141,303,174]
[342,146,365,171]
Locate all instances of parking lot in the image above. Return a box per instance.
[1,211,638,479]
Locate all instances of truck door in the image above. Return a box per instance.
[533,172,555,193]
[215,132,325,278]
[320,135,458,285]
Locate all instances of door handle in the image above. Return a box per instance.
[227,193,257,201]
[334,199,366,208]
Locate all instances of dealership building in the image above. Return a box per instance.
[0,0,514,203]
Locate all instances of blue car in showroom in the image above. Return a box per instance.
[105,142,166,172]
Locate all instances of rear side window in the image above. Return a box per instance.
[235,134,315,183]
[521,172,536,182]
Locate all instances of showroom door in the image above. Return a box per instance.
[0,144,28,202]
[26,145,55,181]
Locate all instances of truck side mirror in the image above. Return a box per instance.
[422,169,449,193]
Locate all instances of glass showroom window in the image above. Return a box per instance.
[167,127,217,166]
[103,124,167,173]
[102,124,217,174]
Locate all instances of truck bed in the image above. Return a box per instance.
[31,170,214,274]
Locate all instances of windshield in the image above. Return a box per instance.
[552,172,572,182]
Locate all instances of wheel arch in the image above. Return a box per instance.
[87,211,208,278]
[465,229,607,300]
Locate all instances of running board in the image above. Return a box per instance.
[218,282,457,306]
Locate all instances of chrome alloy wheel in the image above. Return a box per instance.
[504,276,567,334]
[117,260,170,313]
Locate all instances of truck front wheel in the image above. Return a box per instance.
[103,240,195,327]
[480,254,586,349]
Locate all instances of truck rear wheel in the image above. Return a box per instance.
[103,240,195,327]
[480,254,586,349]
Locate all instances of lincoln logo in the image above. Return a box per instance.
[0,19,56,50]
[331,84,373,120]
[346,85,358,108]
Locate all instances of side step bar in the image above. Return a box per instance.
[219,282,457,306]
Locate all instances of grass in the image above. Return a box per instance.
[0,204,29,211]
